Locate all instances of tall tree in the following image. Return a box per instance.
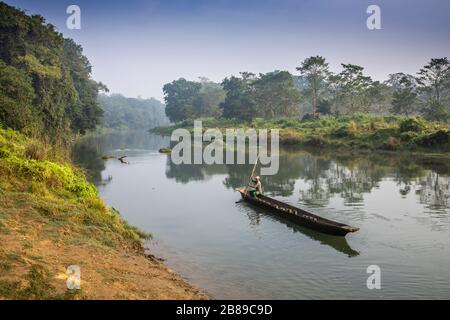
[193,80,226,118]
[163,78,201,122]
[296,56,330,117]
[333,64,373,113]
[252,71,301,118]
[417,58,450,103]
[416,58,450,120]
[221,73,256,121]
[63,38,108,134]
[0,3,106,139]
[0,60,36,133]
[386,73,418,116]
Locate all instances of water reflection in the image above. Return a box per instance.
[417,172,450,210]
[72,131,450,299]
[164,148,450,212]
[238,201,360,257]
[73,131,170,183]
[73,132,450,213]
[72,142,105,183]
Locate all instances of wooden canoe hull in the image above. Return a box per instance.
[238,189,359,237]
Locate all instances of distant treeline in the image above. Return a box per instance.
[163,57,450,123]
[98,94,169,130]
[0,3,107,140]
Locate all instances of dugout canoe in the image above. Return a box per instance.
[238,188,359,236]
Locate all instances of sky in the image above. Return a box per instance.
[5,0,450,101]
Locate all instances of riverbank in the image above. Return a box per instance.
[0,128,207,299]
[152,114,450,152]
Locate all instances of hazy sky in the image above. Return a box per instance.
[6,0,450,101]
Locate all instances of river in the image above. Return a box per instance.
[73,130,450,299]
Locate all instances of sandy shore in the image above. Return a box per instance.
[0,202,207,300]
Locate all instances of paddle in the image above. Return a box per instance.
[244,156,259,197]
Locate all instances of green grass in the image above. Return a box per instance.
[0,128,154,300]
[152,114,450,152]
[0,128,150,250]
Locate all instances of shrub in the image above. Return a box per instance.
[399,131,420,142]
[399,117,426,133]
[332,125,349,137]
[301,113,316,122]
[25,141,49,161]
[347,121,359,136]
[416,130,449,147]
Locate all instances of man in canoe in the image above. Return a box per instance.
[248,176,262,197]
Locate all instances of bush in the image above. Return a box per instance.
[399,131,420,142]
[416,130,449,147]
[331,121,360,138]
[399,117,426,133]
[301,113,316,122]
[25,141,50,161]
[332,125,348,137]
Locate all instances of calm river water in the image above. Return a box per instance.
[73,130,450,299]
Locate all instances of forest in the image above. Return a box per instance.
[163,57,450,123]
[158,56,450,151]
[0,3,108,140]
[0,0,449,151]
[98,94,169,130]
[0,2,171,141]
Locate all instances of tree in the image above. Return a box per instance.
[416,58,450,120]
[317,99,332,115]
[0,3,106,139]
[193,80,225,118]
[296,56,330,117]
[0,60,37,133]
[386,73,418,116]
[366,81,391,114]
[63,38,108,133]
[163,78,201,122]
[333,64,373,114]
[221,73,256,121]
[417,58,450,103]
[98,94,169,130]
[252,71,301,118]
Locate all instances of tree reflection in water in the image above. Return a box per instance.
[73,133,450,212]
[164,147,450,212]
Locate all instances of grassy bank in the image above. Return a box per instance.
[0,128,206,299]
[152,114,450,152]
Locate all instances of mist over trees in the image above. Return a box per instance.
[1,3,171,137]
[1,1,449,140]
[163,56,450,123]
[387,73,418,116]
[0,3,107,139]
[164,72,301,122]
[163,78,225,122]
[98,94,169,130]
